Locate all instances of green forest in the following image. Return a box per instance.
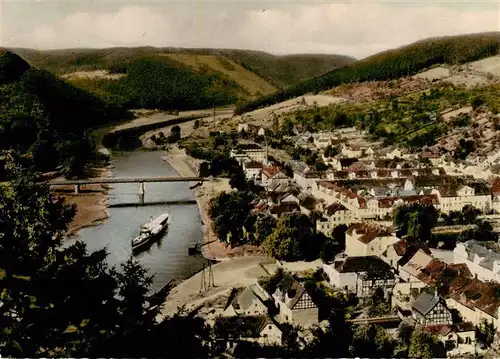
[13,47,355,90]
[0,51,128,177]
[97,57,242,110]
[236,33,500,114]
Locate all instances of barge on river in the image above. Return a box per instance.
[132,213,170,252]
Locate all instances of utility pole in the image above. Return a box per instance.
[208,260,215,288]
[199,264,207,295]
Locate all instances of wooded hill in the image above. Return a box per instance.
[11,47,355,109]
[0,50,128,176]
[235,32,500,114]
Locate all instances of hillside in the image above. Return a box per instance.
[11,47,355,100]
[235,32,500,114]
[0,50,128,177]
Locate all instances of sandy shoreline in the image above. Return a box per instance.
[52,166,111,237]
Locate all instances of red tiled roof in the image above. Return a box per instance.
[263,166,284,178]
[317,181,367,208]
[377,194,439,209]
[421,152,440,159]
[393,239,408,256]
[424,324,453,337]
[346,223,393,244]
[418,258,500,317]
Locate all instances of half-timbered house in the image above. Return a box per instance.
[272,275,318,327]
[411,289,453,326]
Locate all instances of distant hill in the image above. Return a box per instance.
[11,47,356,104]
[0,50,127,176]
[235,32,500,114]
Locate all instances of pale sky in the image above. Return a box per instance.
[1,0,499,59]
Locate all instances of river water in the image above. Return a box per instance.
[64,150,206,294]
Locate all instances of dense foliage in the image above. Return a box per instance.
[98,57,241,110]
[14,47,355,91]
[263,213,339,261]
[0,51,128,177]
[236,33,500,113]
[0,156,211,357]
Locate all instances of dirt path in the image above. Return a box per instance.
[157,255,273,319]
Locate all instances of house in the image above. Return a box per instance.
[230,142,267,164]
[261,166,288,187]
[279,192,301,205]
[238,123,249,133]
[314,135,332,149]
[424,322,476,356]
[316,203,356,235]
[213,315,283,349]
[415,258,500,330]
[411,288,453,326]
[272,275,319,327]
[269,202,300,218]
[399,249,434,283]
[243,161,263,181]
[345,223,399,257]
[381,239,433,272]
[294,168,322,193]
[431,183,492,213]
[386,148,402,159]
[323,256,396,297]
[453,240,500,283]
[257,127,266,137]
[222,285,272,317]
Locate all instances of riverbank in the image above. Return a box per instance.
[157,255,276,319]
[161,145,262,260]
[52,166,111,236]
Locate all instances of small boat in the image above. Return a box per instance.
[132,213,170,251]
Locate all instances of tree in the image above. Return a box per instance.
[462,205,481,224]
[324,145,340,158]
[208,191,255,247]
[394,204,438,243]
[408,328,445,359]
[170,125,181,142]
[0,155,211,357]
[476,319,495,348]
[472,96,485,110]
[198,161,210,177]
[229,168,247,191]
[254,215,277,245]
[193,119,201,129]
[263,213,327,261]
[350,324,395,358]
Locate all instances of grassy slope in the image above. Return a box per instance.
[10,47,356,92]
[235,32,500,114]
[161,53,277,97]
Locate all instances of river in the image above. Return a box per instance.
[64,150,206,294]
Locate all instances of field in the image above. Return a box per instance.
[162,53,277,97]
[470,55,500,77]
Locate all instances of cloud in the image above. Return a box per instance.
[8,2,500,58]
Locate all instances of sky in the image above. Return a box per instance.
[1,0,499,59]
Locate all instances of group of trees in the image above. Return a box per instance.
[100,57,240,110]
[151,125,182,146]
[236,33,500,114]
[263,213,338,261]
[394,203,439,243]
[395,203,497,248]
[0,155,211,357]
[0,51,128,178]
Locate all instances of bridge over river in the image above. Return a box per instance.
[48,176,216,203]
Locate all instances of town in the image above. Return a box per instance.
[167,100,500,357]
